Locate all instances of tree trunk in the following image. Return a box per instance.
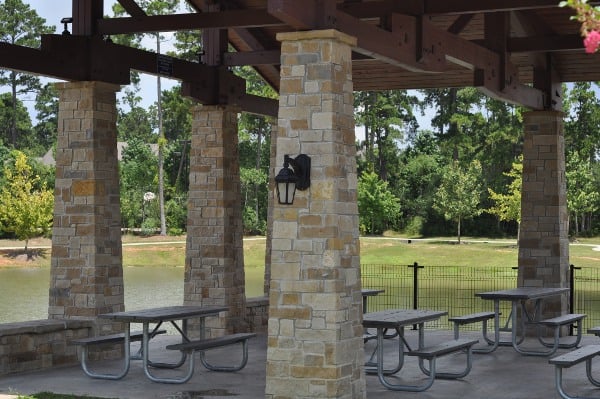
[11,72,17,146]
[255,126,262,222]
[457,217,461,244]
[157,34,167,236]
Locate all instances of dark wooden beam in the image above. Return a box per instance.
[223,50,281,66]
[0,42,84,80]
[72,0,103,35]
[116,0,146,18]
[508,34,584,52]
[418,18,545,109]
[338,0,563,18]
[447,14,474,34]
[267,0,319,29]
[484,13,509,91]
[97,10,283,35]
[237,94,278,117]
[200,3,228,66]
[181,67,249,107]
[422,17,496,72]
[425,0,566,15]
[231,28,281,90]
[533,54,562,110]
[337,0,423,18]
[334,12,445,72]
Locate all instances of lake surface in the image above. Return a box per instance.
[0,266,263,324]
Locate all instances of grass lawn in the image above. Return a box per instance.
[0,234,598,270]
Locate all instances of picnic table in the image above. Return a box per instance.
[95,305,227,383]
[362,309,477,391]
[476,287,583,356]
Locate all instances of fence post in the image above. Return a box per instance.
[570,263,581,336]
[408,262,424,330]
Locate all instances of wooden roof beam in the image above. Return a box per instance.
[230,28,281,90]
[420,18,545,109]
[237,94,278,117]
[0,41,84,80]
[268,0,336,30]
[338,0,566,18]
[447,14,474,34]
[425,0,563,15]
[116,0,146,18]
[97,10,283,35]
[222,50,280,66]
[335,12,445,73]
[72,0,104,36]
[508,34,584,52]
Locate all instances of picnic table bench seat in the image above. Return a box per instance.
[537,313,586,352]
[588,326,600,337]
[449,311,497,353]
[549,344,600,399]
[71,329,166,346]
[71,329,166,380]
[379,338,478,392]
[166,332,256,378]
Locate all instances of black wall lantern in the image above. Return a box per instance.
[275,154,311,205]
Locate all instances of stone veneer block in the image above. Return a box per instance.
[266,29,365,399]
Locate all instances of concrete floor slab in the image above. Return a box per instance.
[1,330,599,398]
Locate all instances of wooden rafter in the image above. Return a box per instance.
[116,0,146,18]
[97,10,282,35]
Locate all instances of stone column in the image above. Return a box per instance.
[49,81,124,335]
[518,111,569,315]
[184,104,246,336]
[265,30,366,399]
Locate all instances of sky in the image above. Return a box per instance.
[18,0,432,137]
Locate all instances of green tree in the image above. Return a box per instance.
[0,0,54,146]
[240,167,268,234]
[355,90,419,181]
[0,150,53,250]
[433,160,484,243]
[421,87,486,161]
[32,83,58,155]
[117,89,155,142]
[357,171,402,235]
[487,157,522,236]
[236,66,277,235]
[0,93,32,150]
[119,138,158,229]
[566,151,600,236]
[564,82,600,163]
[160,86,192,142]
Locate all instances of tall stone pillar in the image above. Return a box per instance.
[518,111,569,314]
[184,104,246,336]
[49,81,124,334]
[266,30,366,399]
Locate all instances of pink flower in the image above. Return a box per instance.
[584,30,600,53]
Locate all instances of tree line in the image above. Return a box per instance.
[0,0,599,246]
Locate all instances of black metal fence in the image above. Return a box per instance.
[361,263,600,331]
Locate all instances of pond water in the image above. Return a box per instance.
[0,266,262,324]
